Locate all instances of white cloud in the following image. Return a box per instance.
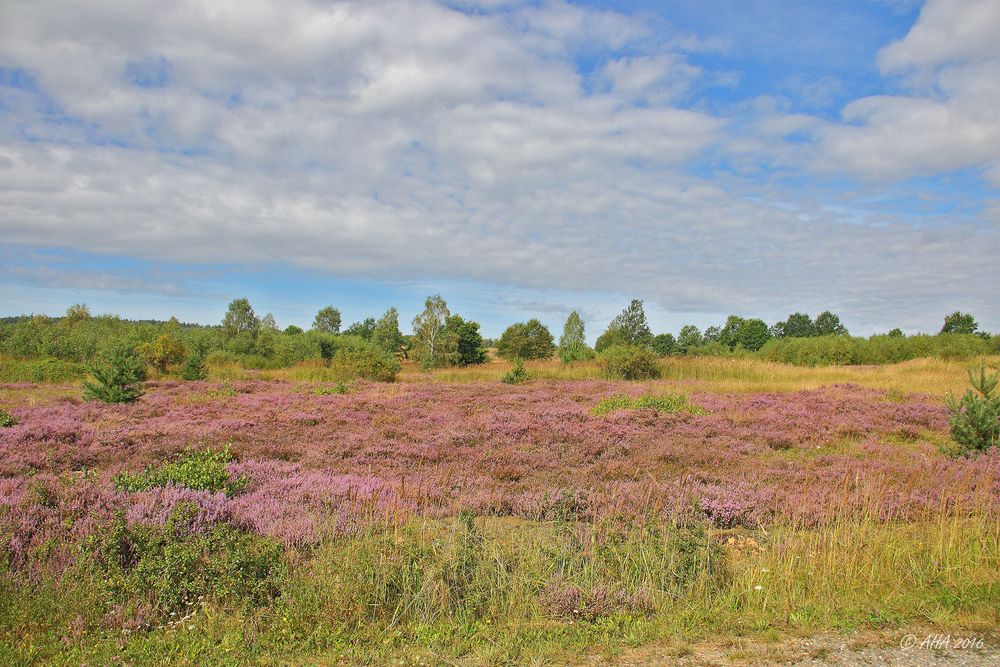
[813,0,1000,183]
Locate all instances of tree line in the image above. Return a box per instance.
[0,298,995,379]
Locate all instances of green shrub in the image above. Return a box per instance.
[945,362,1000,457]
[82,346,146,403]
[758,333,991,366]
[559,340,596,364]
[328,344,401,382]
[114,446,248,496]
[598,345,661,380]
[0,356,86,383]
[500,358,530,385]
[497,319,555,360]
[591,394,704,416]
[0,409,16,428]
[179,349,208,381]
[82,503,284,624]
[314,382,350,395]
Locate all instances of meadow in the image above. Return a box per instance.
[1,356,998,664]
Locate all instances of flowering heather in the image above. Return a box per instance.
[1,379,997,567]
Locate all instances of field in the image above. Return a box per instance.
[2,356,999,665]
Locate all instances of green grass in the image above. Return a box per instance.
[2,512,996,665]
[591,394,704,416]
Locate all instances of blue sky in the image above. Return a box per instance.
[1,0,998,339]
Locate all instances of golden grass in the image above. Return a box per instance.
[393,354,1000,397]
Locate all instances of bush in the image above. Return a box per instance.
[500,358,531,385]
[497,320,555,360]
[82,346,146,403]
[137,333,186,373]
[82,503,285,625]
[328,344,401,382]
[0,356,86,383]
[179,350,208,381]
[114,446,248,496]
[558,340,595,364]
[599,345,661,380]
[758,333,991,366]
[0,409,16,427]
[945,362,1000,457]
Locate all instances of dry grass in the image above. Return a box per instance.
[394,354,1000,397]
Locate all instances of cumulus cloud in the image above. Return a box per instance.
[0,0,997,329]
[814,0,1000,183]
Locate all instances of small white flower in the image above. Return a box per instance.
[754,585,763,591]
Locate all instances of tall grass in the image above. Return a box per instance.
[3,511,996,665]
[393,355,1000,396]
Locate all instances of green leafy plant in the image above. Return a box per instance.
[0,409,16,428]
[945,362,1000,457]
[114,446,248,496]
[500,358,530,385]
[179,349,208,381]
[598,344,661,380]
[591,394,704,416]
[82,503,284,624]
[314,381,350,395]
[82,346,147,403]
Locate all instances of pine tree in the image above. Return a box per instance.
[83,347,146,403]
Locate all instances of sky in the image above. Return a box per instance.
[1,0,998,339]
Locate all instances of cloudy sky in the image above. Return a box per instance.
[1,0,998,338]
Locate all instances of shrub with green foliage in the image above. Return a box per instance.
[598,344,661,380]
[945,362,1000,457]
[82,503,285,625]
[114,446,248,496]
[137,333,186,373]
[179,349,208,381]
[0,356,86,382]
[0,409,16,427]
[328,344,401,382]
[759,333,991,366]
[497,319,555,360]
[82,346,146,403]
[591,394,704,416]
[500,358,530,385]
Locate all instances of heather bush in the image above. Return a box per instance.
[82,346,146,403]
[591,394,703,416]
[598,344,661,380]
[80,503,284,625]
[114,446,248,496]
[500,358,530,384]
[945,362,1000,457]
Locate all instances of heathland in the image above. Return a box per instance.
[2,352,999,664]
[1,301,998,664]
